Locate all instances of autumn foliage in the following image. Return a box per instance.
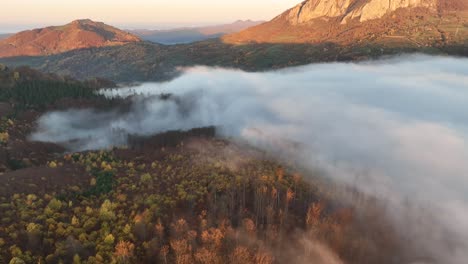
[0,135,407,263]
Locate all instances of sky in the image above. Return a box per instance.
[0,0,300,32]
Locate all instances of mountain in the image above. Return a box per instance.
[130,20,263,44]
[223,0,468,45]
[0,34,12,40]
[285,0,437,24]
[194,20,265,35]
[0,5,466,82]
[0,19,141,58]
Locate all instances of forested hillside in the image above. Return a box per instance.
[0,63,115,109]
[2,38,462,82]
[0,127,408,264]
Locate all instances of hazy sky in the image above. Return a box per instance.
[0,0,300,32]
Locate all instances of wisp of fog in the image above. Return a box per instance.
[32,54,468,263]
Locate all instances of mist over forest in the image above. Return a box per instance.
[27,55,468,263]
[1,0,468,262]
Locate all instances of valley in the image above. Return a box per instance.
[1,0,468,263]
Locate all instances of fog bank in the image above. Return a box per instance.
[32,55,468,263]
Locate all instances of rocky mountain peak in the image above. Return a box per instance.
[283,0,437,24]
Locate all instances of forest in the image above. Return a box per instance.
[0,64,115,110]
[0,135,405,264]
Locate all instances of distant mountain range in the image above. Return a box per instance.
[0,19,140,58]
[0,0,466,82]
[0,34,12,41]
[130,20,264,44]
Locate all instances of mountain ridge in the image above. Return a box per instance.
[0,19,141,58]
[0,34,12,41]
[224,0,468,44]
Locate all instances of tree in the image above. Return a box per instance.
[72,254,81,264]
[254,250,274,264]
[194,247,222,264]
[13,72,20,81]
[170,239,193,264]
[306,202,323,232]
[200,228,224,251]
[242,218,256,238]
[229,246,252,264]
[114,241,135,264]
[104,234,115,245]
[160,245,169,264]
[9,257,25,264]
[0,132,9,144]
[99,200,116,221]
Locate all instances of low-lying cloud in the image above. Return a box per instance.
[32,54,468,263]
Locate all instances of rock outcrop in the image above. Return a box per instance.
[0,19,141,58]
[282,0,437,25]
[344,0,437,23]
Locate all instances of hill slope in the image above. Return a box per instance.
[1,37,466,83]
[0,19,141,58]
[223,0,468,45]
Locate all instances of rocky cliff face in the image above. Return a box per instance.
[283,0,437,24]
[0,19,141,58]
[344,0,437,22]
